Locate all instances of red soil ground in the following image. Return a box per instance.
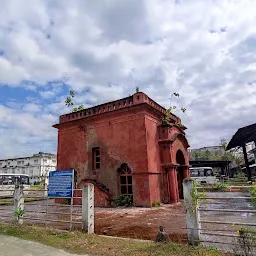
[94,203,187,243]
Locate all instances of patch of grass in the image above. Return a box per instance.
[29,185,44,190]
[0,197,45,205]
[0,223,227,256]
[0,198,13,205]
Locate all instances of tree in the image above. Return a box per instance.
[190,139,243,167]
[65,90,84,112]
[214,139,243,166]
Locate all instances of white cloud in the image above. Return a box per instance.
[22,103,41,113]
[0,105,57,157]
[0,0,256,156]
[39,90,56,99]
[0,57,28,84]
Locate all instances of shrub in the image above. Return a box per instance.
[112,195,133,207]
[232,171,247,183]
[233,227,256,255]
[214,183,223,190]
[152,201,161,207]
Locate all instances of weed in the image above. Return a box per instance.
[152,201,161,207]
[233,227,256,256]
[112,195,133,207]
[205,246,221,253]
[214,183,223,190]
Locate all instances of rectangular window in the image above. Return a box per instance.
[43,159,47,163]
[34,160,38,164]
[92,147,100,170]
[17,161,24,165]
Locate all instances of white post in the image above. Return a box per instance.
[183,178,201,246]
[82,184,94,234]
[13,185,24,225]
[44,179,48,198]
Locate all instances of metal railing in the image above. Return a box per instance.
[0,186,94,233]
[183,179,256,254]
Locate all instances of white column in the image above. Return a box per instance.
[82,184,94,234]
[183,178,201,246]
[13,185,24,224]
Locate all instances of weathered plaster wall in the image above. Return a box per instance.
[56,107,151,206]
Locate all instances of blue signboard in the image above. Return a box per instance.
[48,169,74,198]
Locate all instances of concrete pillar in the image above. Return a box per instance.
[168,167,179,203]
[82,184,94,234]
[44,181,48,198]
[183,178,201,246]
[13,185,24,224]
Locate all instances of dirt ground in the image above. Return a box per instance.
[0,198,187,243]
[94,203,187,243]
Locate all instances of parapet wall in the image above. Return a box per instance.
[59,92,179,124]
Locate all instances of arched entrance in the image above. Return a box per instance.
[176,150,186,199]
[117,163,133,201]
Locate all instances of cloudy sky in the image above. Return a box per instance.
[0,0,256,158]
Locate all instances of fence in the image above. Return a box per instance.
[0,184,94,233]
[183,178,256,255]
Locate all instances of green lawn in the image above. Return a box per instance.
[0,224,230,256]
[0,197,45,205]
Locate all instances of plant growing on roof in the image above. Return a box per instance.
[65,90,84,112]
[162,92,186,126]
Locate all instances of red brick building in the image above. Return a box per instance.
[53,92,190,207]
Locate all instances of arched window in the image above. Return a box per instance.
[117,163,133,197]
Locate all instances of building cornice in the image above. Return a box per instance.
[53,92,181,128]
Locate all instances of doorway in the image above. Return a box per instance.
[176,150,186,199]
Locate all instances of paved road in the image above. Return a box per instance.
[0,235,90,256]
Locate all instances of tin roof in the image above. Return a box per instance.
[226,123,256,150]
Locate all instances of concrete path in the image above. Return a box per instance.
[0,235,90,256]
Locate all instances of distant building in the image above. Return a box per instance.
[189,143,256,177]
[250,148,256,163]
[189,143,255,161]
[245,148,256,176]
[0,152,57,184]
